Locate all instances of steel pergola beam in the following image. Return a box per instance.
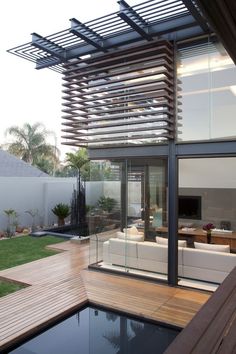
[70,18,106,52]
[9,0,216,71]
[31,33,66,60]
[35,14,201,70]
[35,57,62,69]
[181,0,209,32]
[66,14,197,59]
[118,0,152,41]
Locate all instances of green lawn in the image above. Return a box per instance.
[0,235,65,297]
[0,235,65,271]
[0,280,25,297]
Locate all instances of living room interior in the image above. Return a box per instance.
[87,155,236,292]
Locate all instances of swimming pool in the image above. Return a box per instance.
[9,306,180,354]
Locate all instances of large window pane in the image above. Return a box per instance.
[177,41,236,142]
[178,157,236,289]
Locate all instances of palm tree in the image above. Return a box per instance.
[5,122,59,173]
[65,148,88,175]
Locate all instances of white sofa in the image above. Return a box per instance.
[103,238,236,283]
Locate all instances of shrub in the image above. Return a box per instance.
[52,203,70,225]
[97,196,117,213]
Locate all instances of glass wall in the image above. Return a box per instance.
[178,157,236,288]
[88,160,122,265]
[177,40,236,142]
[88,156,236,288]
[88,158,169,281]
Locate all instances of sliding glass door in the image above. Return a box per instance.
[126,159,167,241]
[88,157,168,278]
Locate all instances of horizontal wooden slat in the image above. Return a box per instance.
[62,86,173,105]
[62,69,173,94]
[62,78,173,101]
[64,40,173,71]
[63,39,173,71]
[61,40,176,147]
[64,108,172,123]
[62,58,173,88]
[63,125,173,139]
[62,117,172,132]
[62,101,173,116]
[62,93,171,112]
[62,132,172,143]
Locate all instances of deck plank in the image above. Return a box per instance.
[82,270,210,327]
[165,267,236,354]
[0,240,210,352]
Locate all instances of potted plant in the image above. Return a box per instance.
[52,203,70,226]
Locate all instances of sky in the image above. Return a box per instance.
[0,0,143,160]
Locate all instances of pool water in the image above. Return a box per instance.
[9,306,180,354]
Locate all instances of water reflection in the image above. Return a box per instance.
[10,307,179,354]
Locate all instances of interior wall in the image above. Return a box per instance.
[179,187,236,230]
[179,158,236,230]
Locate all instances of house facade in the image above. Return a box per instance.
[9,0,236,288]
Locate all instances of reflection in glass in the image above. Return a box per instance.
[10,307,180,354]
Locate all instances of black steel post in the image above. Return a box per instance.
[144,165,150,239]
[168,141,178,285]
[121,160,128,231]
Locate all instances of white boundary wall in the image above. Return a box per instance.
[0,178,142,230]
[0,177,76,230]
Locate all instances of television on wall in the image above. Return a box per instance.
[178,196,201,220]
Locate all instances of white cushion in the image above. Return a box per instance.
[123,226,138,235]
[117,231,125,238]
[183,248,236,272]
[139,258,168,274]
[194,242,230,253]
[137,242,184,275]
[110,254,139,269]
[138,242,168,263]
[123,226,143,235]
[103,241,110,263]
[182,265,229,283]
[117,231,144,242]
[109,238,138,258]
[102,236,236,284]
[109,238,139,268]
[156,236,187,248]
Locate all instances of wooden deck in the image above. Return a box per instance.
[0,241,210,352]
[165,266,236,354]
